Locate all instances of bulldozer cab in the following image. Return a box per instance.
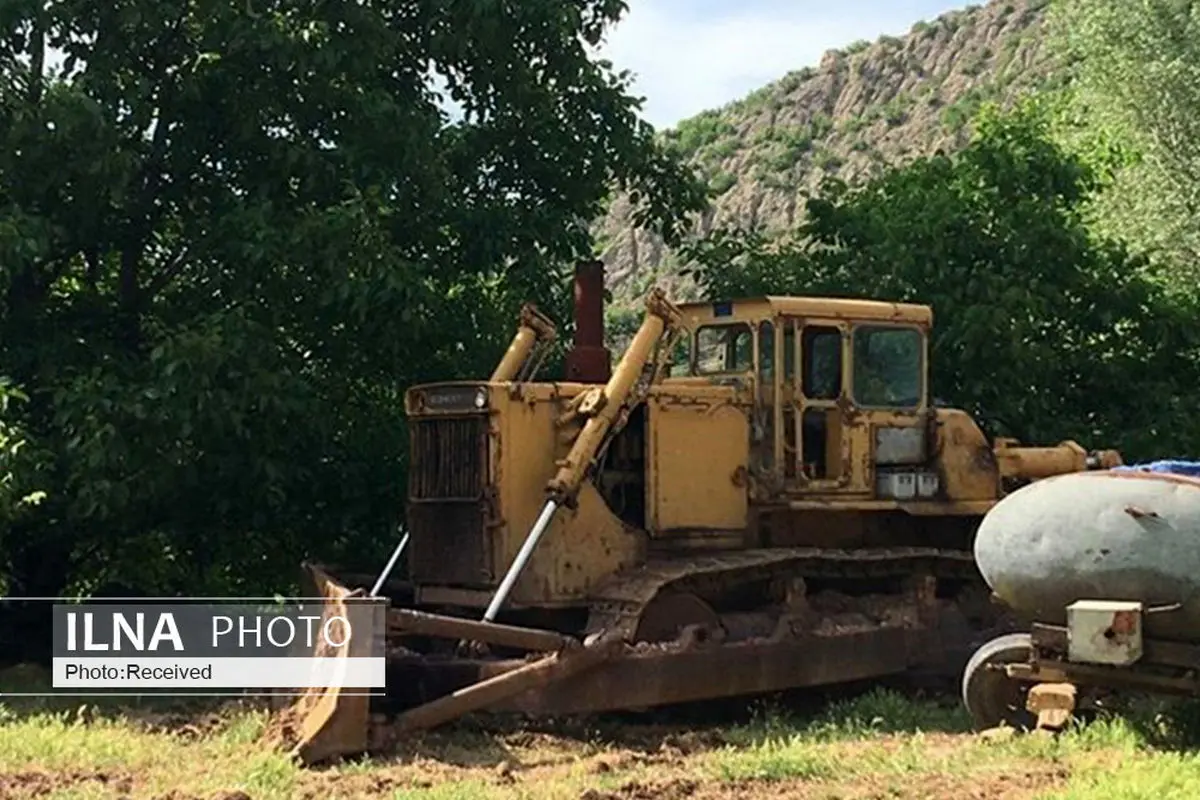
[675,297,932,502]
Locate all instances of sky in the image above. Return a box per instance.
[596,0,972,130]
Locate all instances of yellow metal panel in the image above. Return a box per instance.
[678,299,773,331]
[495,391,644,606]
[534,482,646,600]
[844,416,870,492]
[496,391,560,602]
[676,296,932,328]
[934,409,1002,501]
[648,395,749,532]
[766,296,931,326]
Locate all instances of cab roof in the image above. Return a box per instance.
[676,296,933,328]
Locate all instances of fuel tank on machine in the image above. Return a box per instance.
[974,466,1200,640]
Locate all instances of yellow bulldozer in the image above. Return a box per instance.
[280,260,1122,763]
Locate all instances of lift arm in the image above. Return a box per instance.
[482,288,683,622]
[490,303,558,383]
[546,288,682,501]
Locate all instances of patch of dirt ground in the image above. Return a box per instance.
[0,769,136,799]
[569,763,1069,800]
[293,730,1074,800]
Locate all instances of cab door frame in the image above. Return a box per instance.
[844,320,934,495]
[757,314,934,502]
[788,316,854,493]
[756,314,855,496]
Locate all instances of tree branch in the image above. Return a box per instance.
[85,249,101,291]
[29,11,45,105]
[118,11,191,333]
[145,245,191,299]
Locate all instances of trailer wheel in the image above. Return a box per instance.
[961,632,1036,731]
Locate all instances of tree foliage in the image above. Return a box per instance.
[1046,0,1200,285]
[0,0,706,612]
[684,100,1200,461]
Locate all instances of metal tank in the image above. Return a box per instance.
[974,470,1200,640]
[963,466,1200,733]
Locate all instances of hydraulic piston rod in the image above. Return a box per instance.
[483,499,557,623]
[370,532,410,598]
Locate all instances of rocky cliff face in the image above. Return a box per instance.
[596,0,1055,310]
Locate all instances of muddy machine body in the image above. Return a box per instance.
[285,261,1121,763]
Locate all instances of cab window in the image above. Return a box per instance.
[667,334,692,376]
[852,326,923,408]
[695,323,753,374]
[802,326,841,400]
[758,322,795,380]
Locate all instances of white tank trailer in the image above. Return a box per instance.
[961,464,1200,732]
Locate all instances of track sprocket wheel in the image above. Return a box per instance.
[633,591,722,644]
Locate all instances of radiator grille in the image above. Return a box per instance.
[408,501,491,586]
[406,414,492,587]
[408,416,488,500]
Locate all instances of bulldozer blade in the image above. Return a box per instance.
[273,565,597,765]
[272,563,380,766]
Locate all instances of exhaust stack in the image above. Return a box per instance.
[564,259,612,383]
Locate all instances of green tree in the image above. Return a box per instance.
[1047,0,1200,286]
[0,0,706,627]
[684,100,1200,460]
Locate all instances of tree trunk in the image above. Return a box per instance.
[0,523,73,666]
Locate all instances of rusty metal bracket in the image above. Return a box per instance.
[1006,659,1200,696]
[390,635,623,734]
[388,609,580,653]
[1032,623,1200,670]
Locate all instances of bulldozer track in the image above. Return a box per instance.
[584,546,981,639]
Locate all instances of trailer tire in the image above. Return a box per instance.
[961,632,1036,732]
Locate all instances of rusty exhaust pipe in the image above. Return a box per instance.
[564,259,612,383]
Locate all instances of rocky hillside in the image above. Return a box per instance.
[597,0,1058,310]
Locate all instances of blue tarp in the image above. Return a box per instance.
[1112,460,1200,478]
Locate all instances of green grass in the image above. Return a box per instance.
[0,705,302,798]
[4,684,1200,799]
[701,689,1200,799]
